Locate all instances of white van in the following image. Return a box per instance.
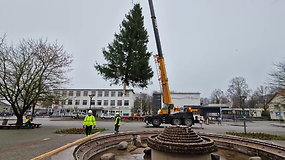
[71,112,86,119]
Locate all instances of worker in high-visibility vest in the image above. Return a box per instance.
[83,110,96,136]
[114,112,121,134]
[25,114,33,127]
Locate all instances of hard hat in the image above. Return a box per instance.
[116,112,119,115]
[88,110,93,114]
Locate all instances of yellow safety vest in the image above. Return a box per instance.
[25,118,31,123]
[114,116,121,126]
[83,115,96,126]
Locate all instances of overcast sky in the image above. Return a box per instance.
[1,0,284,98]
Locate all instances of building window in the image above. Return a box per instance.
[68,91,73,96]
[104,100,108,106]
[54,91,60,96]
[124,100,129,106]
[76,91,81,96]
[75,100,80,105]
[98,91,103,97]
[83,91,88,96]
[97,100,102,106]
[111,91,116,97]
[61,100,66,105]
[117,100,122,106]
[68,100,72,105]
[104,91,109,97]
[62,91,67,96]
[110,100,115,106]
[82,100,88,105]
[118,91,123,97]
[91,90,96,96]
[91,100,95,105]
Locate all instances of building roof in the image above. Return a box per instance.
[171,92,200,95]
[267,92,285,104]
[0,101,10,106]
[153,92,200,95]
[54,88,135,93]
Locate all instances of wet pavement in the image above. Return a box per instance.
[0,117,284,160]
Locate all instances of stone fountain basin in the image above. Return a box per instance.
[73,131,285,160]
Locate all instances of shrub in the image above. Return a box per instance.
[226,131,285,140]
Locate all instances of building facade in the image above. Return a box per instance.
[152,92,201,115]
[267,92,285,121]
[221,108,263,119]
[171,92,201,107]
[0,101,12,114]
[51,89,135,117]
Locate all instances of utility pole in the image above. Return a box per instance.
[240,95,247,134]
[140,92,143,116]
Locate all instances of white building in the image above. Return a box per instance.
[0,101,12,113]
[171,92,201,107]
[267,92,285,121]
[152,92,200,115]
[51,89,135,117]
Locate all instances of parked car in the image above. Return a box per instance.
[100,114,115,119]
[71,112,86,119]
[35,111,48,116]
[0,112,13,117]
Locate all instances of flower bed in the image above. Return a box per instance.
[55,128,105,134]
[226,131,285,140]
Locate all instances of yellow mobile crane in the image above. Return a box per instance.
[145,0,196,127]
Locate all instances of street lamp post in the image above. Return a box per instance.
[240,95,247,134]
[89,94,95,110]
[140,92,143,116]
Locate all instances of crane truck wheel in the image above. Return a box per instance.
[184,118,193,126]
[152,118,161,127]
[172,118,182,125]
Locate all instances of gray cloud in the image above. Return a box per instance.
[1,0,284,97]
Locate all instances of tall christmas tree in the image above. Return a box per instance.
[95,4,153,93]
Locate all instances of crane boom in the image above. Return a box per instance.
[148,0,172,106]
[145,1,196,127]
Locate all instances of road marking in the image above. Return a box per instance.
[43,138,50,141]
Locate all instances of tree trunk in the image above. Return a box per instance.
[123,82,127,96]
[16,115,23,126]
[32,104,36,117]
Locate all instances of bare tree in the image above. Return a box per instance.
[134,93,153,115]
[269,60,285,92]
[227,77,250,107]
[0,37,72,125]
[251,85,273,109]
[210,89,228,104]
[200,97,210,105]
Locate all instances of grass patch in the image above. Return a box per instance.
[226,131,285,140]
[55,128,105,134]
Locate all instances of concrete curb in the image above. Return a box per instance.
[31,132,100,160]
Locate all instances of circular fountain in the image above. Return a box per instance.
[147,125,216,160]
[73,128,285,160]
